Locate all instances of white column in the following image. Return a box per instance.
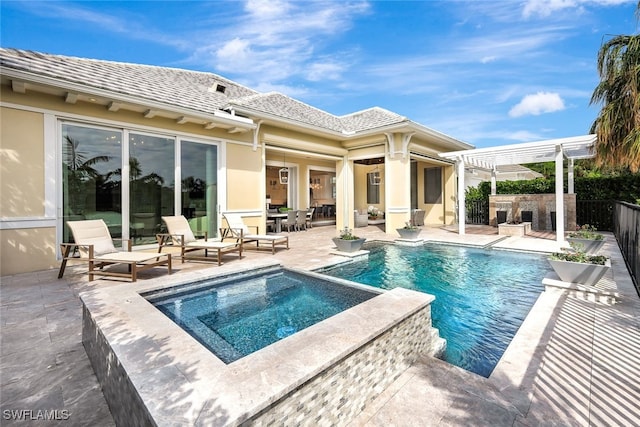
[568,158,574,194]
[457,158,465,235]
[491,168,497,195]
[555,146,565,244]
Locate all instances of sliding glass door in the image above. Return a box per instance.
[61,122,220,246]
[61,123,122,242]
[181,141,218,237]
[129,133,175,244]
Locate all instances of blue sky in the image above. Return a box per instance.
[1,0,637,148]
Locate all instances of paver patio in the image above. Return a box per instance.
[1,225,638,426]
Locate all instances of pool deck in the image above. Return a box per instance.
[1,225,639,426]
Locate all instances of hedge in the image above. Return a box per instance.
[467,174,640,203]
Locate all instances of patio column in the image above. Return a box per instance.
[568,158,574,194]
[491,168,497,195]
[457,157,465,235]
[555,146,565,244]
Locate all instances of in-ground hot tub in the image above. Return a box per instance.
[81,262,445,426]
[145,267,380,363]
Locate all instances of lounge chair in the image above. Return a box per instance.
[159,216,243,265]
[222,213,289,254]
[58,219,172,282]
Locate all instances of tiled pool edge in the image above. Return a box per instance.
[80,269,445,426]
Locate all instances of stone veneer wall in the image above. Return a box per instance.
[489,194,576,230]
[247,305,443,426]
[82,305,155,427]
[81,286,443,426]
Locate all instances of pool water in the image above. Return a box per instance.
[320,242,550,377]
[147,268,378,363]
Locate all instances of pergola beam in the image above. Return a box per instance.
[440,134,596,241]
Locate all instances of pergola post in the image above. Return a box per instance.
[554,146,565,244]
[568,158,574,194]
[457,157,465,235]
[491,168,497,195]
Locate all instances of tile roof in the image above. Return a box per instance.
[0,48,410,135]
[0,48,258,115]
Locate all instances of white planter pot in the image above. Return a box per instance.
[396,228,422,240]
[567,237,605,255]
[332,237,366,253]
[548,258,611,286]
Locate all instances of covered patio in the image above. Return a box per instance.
[440,135,597,245]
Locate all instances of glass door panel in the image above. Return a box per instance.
[61,124,122,242]
[129,133,175,244]
[181,141,218,237]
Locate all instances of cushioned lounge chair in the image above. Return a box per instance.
[159,215,243,265]
[58,219,172,282]
[222,213,289,254]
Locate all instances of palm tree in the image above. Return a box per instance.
[63,135,111,214]
[590,2,640,172]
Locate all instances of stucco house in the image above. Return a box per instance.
[0,48,473,276]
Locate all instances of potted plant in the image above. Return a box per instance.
[548,242,610,286]
[367,206,380,219]
[396,221,422,240]
[332,227,366,252]
[566,224,605,254]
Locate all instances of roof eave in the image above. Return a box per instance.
[230,105,348,139]
[2,68,257,130]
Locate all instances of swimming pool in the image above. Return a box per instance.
[147,267,380,363]
[320,242,550,377]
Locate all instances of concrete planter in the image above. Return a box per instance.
[396,228,422,240]
[567,237,605,255]
[332,237,366,253]
[548,258,611,286]
[498,222,531,237]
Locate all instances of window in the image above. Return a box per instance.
[424,167,442,204]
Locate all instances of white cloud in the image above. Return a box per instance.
[306,61,345,81]
[509,92,565,117]
[522,0,633,18]
[190,0,370,88]
[504,130,545,141]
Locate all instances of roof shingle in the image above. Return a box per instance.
[1,48,416,135]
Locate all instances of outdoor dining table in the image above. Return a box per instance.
[267,211,313,233]
[267,212,288,233]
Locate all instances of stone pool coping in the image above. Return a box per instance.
[80,260,438,425]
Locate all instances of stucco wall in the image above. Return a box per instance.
[0,106,56,275]
[226,142,262,211]
[1,107,45,217]
[0,228,57,275]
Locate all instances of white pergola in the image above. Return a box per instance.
[440,134,597,244]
